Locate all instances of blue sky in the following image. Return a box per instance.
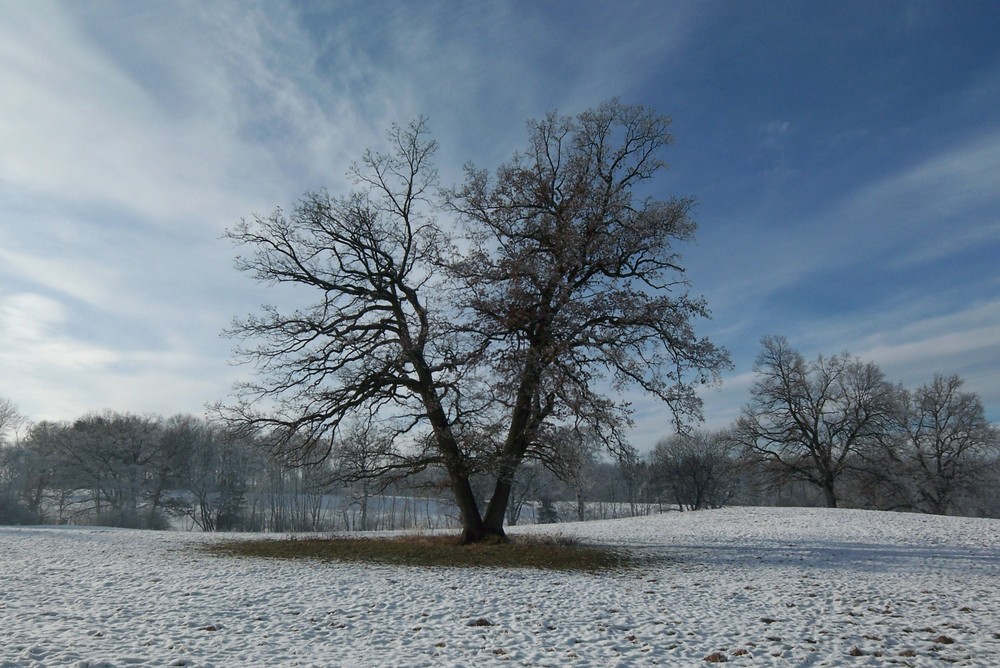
[1,0,998,450]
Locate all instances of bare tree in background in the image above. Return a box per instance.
[733,336,902,508]
[329,422,402,531]
[0,398,25,445]
[161,416,257,531]
[650,430,736,510]
[0,399,34,523]
[67,411,168,527]
[220,101,729,542]
[901,374,998,515]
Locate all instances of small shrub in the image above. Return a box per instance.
[536,497,559,524]
[0,494,38,525]
[95,508,171,530]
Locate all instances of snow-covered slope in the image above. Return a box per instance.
[2,507,998,666]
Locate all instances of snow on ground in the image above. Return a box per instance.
[1,507,999,666]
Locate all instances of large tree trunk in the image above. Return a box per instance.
[415,374,494,543]
[434,442,493,543]
[921,489,948,515]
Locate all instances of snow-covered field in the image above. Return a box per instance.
[2,507,998,667]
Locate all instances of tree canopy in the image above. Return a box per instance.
[221,100,730,542]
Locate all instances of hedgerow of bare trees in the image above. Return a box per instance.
[0,391,996,528]
[0,405,671,530]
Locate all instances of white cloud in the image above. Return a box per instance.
[0,2,329,230]
[0,241,120,310]
[0,290,239,422]
[0,293,118,372]
[0,293,68,342]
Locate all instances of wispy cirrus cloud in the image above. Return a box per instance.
[698,127,1000,320]
[854,297,1000,391]
[0,293,118,378]
[831,131,1000,266]
[0,290,240,422]
[0,3,306,227]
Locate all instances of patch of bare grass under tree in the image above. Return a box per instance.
[205,533,634,571]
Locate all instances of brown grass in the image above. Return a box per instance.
[204,532,635,572]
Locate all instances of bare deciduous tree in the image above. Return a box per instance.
[733,336,902,508]
[446,101,730,534]
[329,422,402,531]
[220,116,490,538]
[901,374,998,515]
[220,101,729,542]
[650,430,736,511]
[0,398,33,523]
[68,411,168,527]
[0,398,25,445]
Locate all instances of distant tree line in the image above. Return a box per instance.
[0,410,435,530]
[1,336,997,530]
[0,407,660,530]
